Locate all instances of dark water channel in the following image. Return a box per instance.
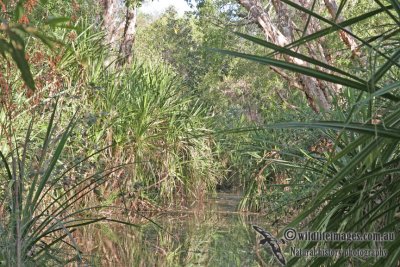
[78,193,285,266]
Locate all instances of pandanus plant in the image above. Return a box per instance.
[217,1,400,266]
[0,100,137,266]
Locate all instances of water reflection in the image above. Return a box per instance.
[75,193,285,266]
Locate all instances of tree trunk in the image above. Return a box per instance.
[102,0,137,67]
[118,6,137,66]
[102,0,121,49]
[238,0,335,112]
[324,0,360,58]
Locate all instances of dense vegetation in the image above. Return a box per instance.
[0,0,399,266]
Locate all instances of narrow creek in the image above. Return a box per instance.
[75,193,287,266]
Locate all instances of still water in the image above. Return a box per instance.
[76,193,286,266]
